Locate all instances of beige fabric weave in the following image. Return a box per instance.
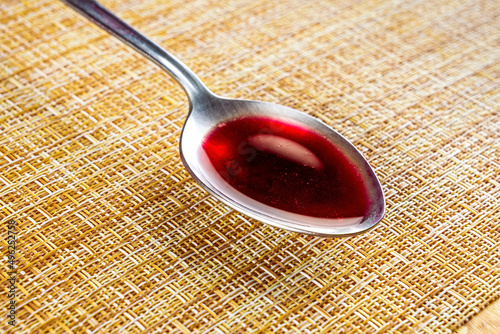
[1,0,499,332]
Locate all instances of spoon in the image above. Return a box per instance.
[62,0,385,237]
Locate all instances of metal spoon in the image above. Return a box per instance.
[62,0,385,237]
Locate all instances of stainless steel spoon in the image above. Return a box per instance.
[62,0,385,237]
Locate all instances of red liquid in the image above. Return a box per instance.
[202,117,369,218]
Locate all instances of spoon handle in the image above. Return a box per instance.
[61,0,211,103]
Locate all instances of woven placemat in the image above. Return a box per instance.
[1,0,499,332]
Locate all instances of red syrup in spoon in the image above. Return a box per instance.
[201,117,370,219]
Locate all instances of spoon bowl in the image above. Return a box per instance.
[62,0,385,237]
[181,93,385,236]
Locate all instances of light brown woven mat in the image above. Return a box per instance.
[1,0,499,332]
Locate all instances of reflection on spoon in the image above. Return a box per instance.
[248,134,324,170]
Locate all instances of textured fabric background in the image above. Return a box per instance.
[1,0,499,333]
